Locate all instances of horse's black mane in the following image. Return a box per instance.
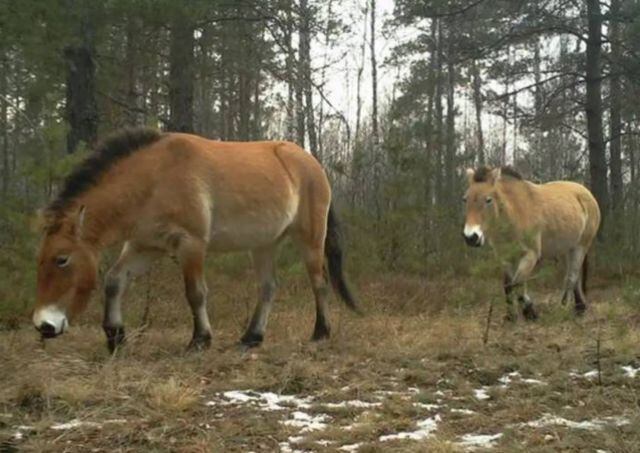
[46,128,164,216]
[473,165,523,183]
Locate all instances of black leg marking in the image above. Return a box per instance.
[239,331,264,349]
[187,332,212,351]
[574,288,587,316]
[311,319,331,341]
[520,296,538,321]
[103,325,126,353]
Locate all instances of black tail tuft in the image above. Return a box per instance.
[325,204,361,314]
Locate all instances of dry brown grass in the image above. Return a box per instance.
[0,260,639,452]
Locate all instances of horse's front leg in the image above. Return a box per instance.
[178,237,213,351]
[506,248,540,321]
[103,242,158,353]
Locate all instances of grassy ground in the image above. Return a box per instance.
[0,255,639,452]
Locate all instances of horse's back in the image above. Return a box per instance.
[146,133,330,251]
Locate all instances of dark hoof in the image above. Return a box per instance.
[187,334,212,351]
[311,325,331,342]
[103,325,125,353]
[574,303,587,316]
[522,304,538,321]
[239,332,263,350]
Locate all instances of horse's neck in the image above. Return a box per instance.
[498,180,537,227]
[76,174,153,248]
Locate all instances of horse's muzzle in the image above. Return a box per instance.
[463,232,483,247]
[37,322,60,339]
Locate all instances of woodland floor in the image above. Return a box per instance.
[0,257,639,452]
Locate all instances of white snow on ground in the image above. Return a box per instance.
[457,433,503,450]
[413,402,441,410]
[338,443,363,451]
[569,370,599,380]
[621,365,639,378]
[210,390,313,411]
[324,400,381,409]
[498,371,547,387]
[473,387,491,400]
[519,413,630,430]
[281,411,330,432]
[278,442,307,453]
[379,414,441,441]
[451,408,476,415]
[50,418,127,431]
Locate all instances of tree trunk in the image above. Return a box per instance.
[300,0,318,157]
[370,0,379,146]
[585,0,609,225]
[444,25,455,202]
[471,58,484,166]
[1,48,9,195]
[64,12,98,154]
[609,0,623,215]
[283,0,296,142]
[355,2,368,143]
[434,20,444,205]
[124,16,141,126]
[168,9,195,133]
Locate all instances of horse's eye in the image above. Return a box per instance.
[486,196,493,204]
[55,255,70,268]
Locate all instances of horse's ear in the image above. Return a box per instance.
[466,168,475,184]
[74,205,86,239]
[31,209,48,233]
[491,167,502,185]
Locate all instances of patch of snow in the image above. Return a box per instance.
[570,370,599,380]
[339,443,362,451]
[521,378,547,385]
[379,414,441,441]
[278,442,308,453]
[50,419,102,430]
[413,402,441,410]
[451,408,476,415]
[282,411,330,433]
[520,413,630,430]
[316,440,333,446]
[324,400,381,409]
[498,371,546,387]
[621,365,639,378]
[498,371,520,386]
[215,390,313,411]
[473,387,491,400]
[458,433,503,450]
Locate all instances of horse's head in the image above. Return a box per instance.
[33,205,98,338]
[462,167,502,247]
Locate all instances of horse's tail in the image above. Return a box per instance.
[325,204,361,314]
[581,253,589,295]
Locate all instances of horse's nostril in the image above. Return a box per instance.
[38,322,58,338]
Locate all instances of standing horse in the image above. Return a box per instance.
[32,128,359,352]
[462,166,600,320]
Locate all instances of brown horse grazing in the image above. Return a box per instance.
[33,128,359,352]
[462,166,601,320]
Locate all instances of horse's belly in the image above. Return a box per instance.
[207,209,294,252]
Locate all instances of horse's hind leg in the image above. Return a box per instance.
[103,242,159,353]
[305,244,331,341]
[177,237,213,350]
[241,246,278,348]
[564,247,587,315]
[293,227,331,341]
